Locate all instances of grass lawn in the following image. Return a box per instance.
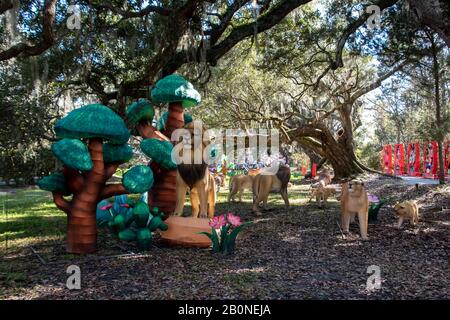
[0,189,66,250]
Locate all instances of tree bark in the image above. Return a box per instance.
[0,0,57,61]
[144,102,185,217]
[430,34,446,184]
[67,138,105,253]
[406,0,450,47]
[163,102,184,139]
[322,129,364,179]
[137,122,170,141]
[51,138,129,253]
[148,163,177,219]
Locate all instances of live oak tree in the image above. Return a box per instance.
[200,39,411,178]
[0,0,318,114]
[0,1,317,184]
[1,0,447,109]
[38,104,153,253]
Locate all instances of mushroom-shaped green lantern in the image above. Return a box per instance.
[140,138,177,170]
[38,103,136,254]
[126,99,155,126]
[54,103,130,144]
[151,74,201,138]
[51,138,93,171]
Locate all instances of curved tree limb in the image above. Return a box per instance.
[137,122,170,141]
[163,0,313,74]
[350,59,409,101]
[354,157,400,179]
[0,0,57,61]
[82,0,172,17]
[406,0,450,47]
[331,0,400,70]
[100,183,129,200]
[52,192,71,214]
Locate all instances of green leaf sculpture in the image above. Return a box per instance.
[54,103,130,144]
[198,213,252,255]
[136,228,152,250]
[133,201,151,228]
[140,138,177,169]
[118,228,137,242]
[96,196,168,251]
[151,74,201,108]
[37,172,71,196]
[122,165,154,193]
[52,138,93,171]
[103,143,133,163]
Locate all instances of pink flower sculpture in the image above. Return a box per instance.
[100,204,113,211]
[227,213,241,227]
[368,195,380,204]
[209,214,227,229]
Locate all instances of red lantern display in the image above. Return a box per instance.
[394,144,405,175]
[406,143,421,177]
[311,163,317,178]
[301,166,307,176]
[382,145,392,174]
[423,141,438,179]
[445,140,450,176]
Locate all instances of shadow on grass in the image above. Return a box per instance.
[0,215,66,243]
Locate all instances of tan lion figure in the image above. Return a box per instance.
[173,121,216,218]
[309,185,337,207]
[340,180,369,240]
[228,174,255,202]
[252,165,290,213]
[317,168,333,187]
[393,200,419,229]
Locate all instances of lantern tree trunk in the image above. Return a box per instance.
[66,139,104,253]
[52,139,129,254]
[143,101,186,218]
[163,102,184,139]
[148,162,177,219]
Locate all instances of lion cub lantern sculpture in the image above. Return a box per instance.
[252,164,291,213]
[340,180,369,240]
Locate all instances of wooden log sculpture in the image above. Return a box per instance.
[159,216,212,248]
[38,104,153,253]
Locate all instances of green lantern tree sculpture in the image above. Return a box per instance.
[38,104,153,254]
[126,74,201,216]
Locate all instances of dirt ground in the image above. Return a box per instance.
[1,174,449,299]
